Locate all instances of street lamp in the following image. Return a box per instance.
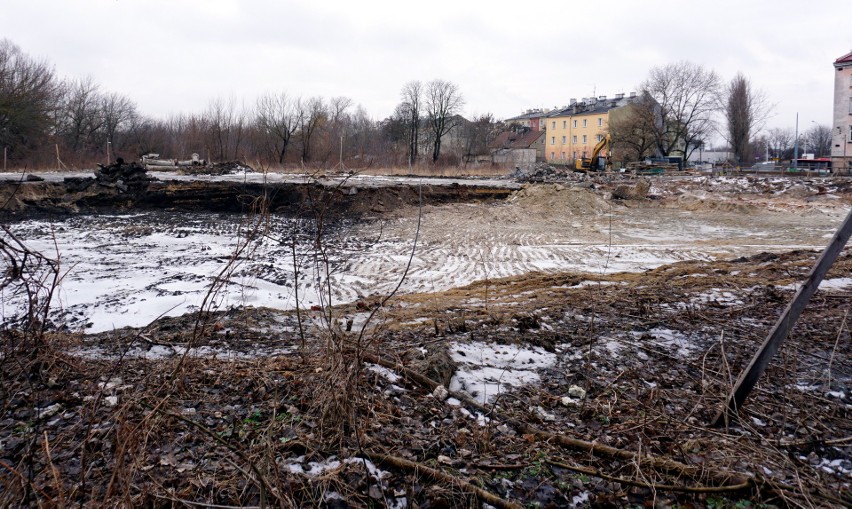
[810,120,818,158]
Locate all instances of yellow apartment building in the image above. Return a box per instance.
[544,94,637,164]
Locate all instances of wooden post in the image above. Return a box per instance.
[712,207,852,426]
[55,144,60,170]
[3,146,6,172]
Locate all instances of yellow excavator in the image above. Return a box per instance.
[574,134,611,171]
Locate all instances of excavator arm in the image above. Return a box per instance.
[575,134,611,171]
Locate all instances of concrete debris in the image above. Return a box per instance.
[532,405,557,421]
[96,159,152,186]
[568,385,587,399]
[511,163,578,183]
[432,385,449,401]
[560,396,580,407]
[35,403,62,420]
[178,160,254,175]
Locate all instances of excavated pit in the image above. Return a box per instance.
[0,173,516,218]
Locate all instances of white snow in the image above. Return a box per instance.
[449,341,556,404]
[367,363,402,383]
[819,278,852,291]
[630,328,697,357]
[1,186,845,334]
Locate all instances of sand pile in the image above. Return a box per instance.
[509,184,610,215]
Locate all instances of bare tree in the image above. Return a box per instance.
[255,92,299,164]
[803,123,832,157]
[642,61,722,161]
[348,105,376,163]
[59,76,104,152]
[400,81,422,165]
[0,39,62,163]
[607,92,659,162]
[462,112,497,161]
[425,79,464,162]
[204,96,247,161]
[723,73,771,163]
[100,91,138,155]
[296,96,326,163]
[325,96,352,162]
[766,127,795,161]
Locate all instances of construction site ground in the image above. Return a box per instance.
[1,172,850,508]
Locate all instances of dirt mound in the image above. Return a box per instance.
[611,178,650,200]
[509,183,610,215]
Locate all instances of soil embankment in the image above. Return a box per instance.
[0,173,515,217]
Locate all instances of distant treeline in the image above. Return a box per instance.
[0,39,499,170]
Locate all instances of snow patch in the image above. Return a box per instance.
[449,341,556,404]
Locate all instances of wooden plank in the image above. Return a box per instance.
[711,207,852,427]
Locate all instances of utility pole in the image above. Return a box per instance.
[106,141,112,165]
[793,113,799,168]
[3,146,6,172]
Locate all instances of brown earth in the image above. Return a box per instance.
[1,174,850,507]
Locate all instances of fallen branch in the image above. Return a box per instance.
[363,352,752,490]
[547,459,751,494]
[365,451,522,509]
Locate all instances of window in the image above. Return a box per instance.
[582,119,587,127]
[596,134,603,142]
[561,152,565,160]
[550,152,555,159]
[573,151,577,159]
[552,121,556,129]
[561,136,566,144]
[582,135,587,144]
[573,120,577,128]
[551,136,555,145]
[562,120,567,129]
[598,118,603,127]
[849,125,852,142]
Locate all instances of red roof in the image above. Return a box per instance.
[489,130,544,150]
[835,50,852,64]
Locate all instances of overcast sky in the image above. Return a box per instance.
[2,0,848,144]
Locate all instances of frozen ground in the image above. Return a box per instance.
[0,170,519,189]
[1,183,849,333]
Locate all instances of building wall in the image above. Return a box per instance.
[493,148,536,164]
[545,110,608,163]
[831,59,852,174]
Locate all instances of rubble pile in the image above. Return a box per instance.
[95,158,153,186]
[611,178,651,199]
[511,163,579,183]
[177,160,254,175]
[61,158,154,194]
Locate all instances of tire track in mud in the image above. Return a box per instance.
[3,186,847,332]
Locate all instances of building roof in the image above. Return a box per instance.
[546,95,640,118]
[505,110,550,122]
[835,50,852,65]
[489,129,544,150]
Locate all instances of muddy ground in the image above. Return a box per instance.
[1,172,850,508]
